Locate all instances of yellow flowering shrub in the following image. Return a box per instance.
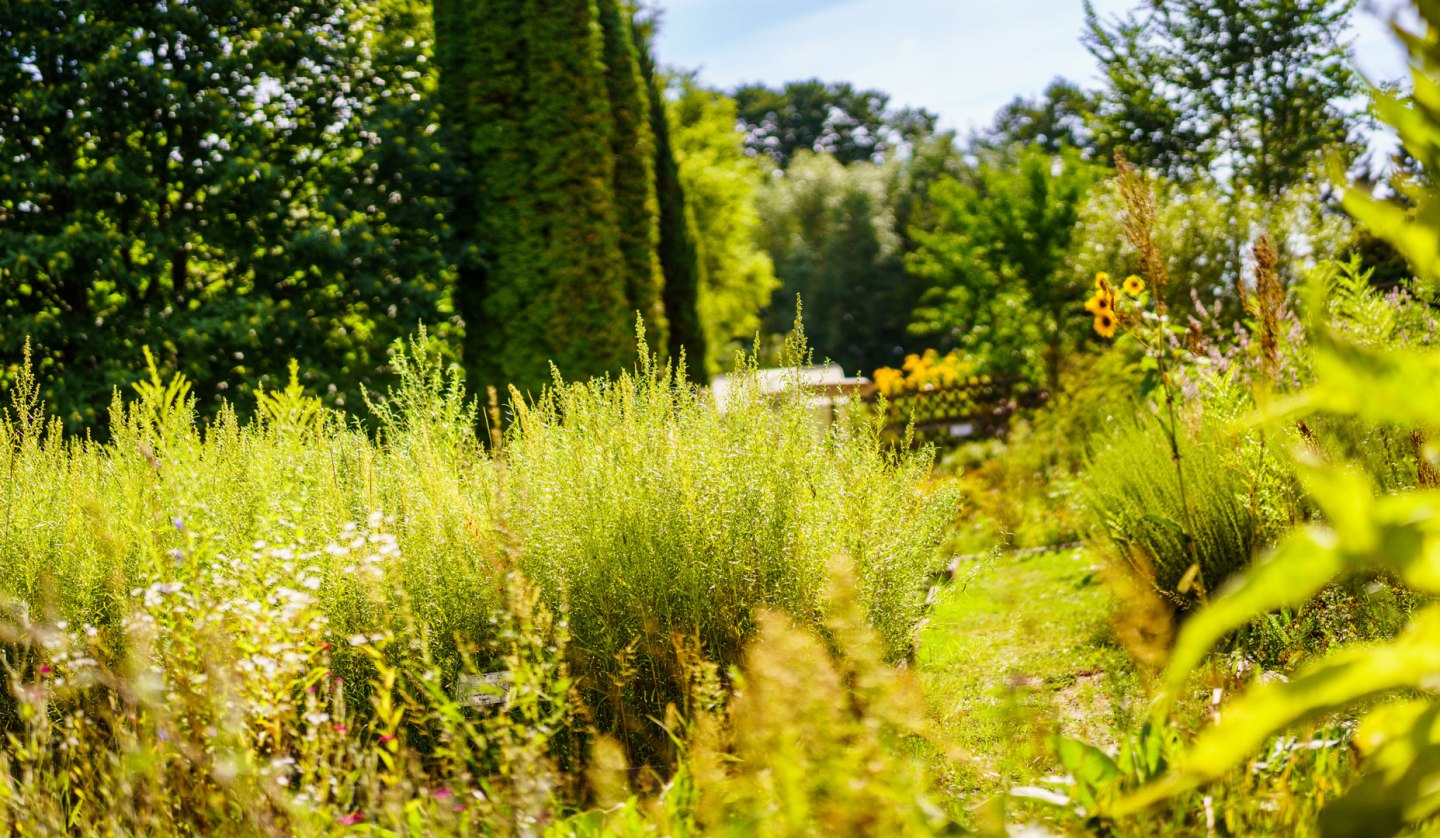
[873,349,990,398]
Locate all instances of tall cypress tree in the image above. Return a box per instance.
[597,0,667,353]
[634,16,707,375]
[435,0,635,396]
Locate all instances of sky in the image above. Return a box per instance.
[651,0,1415,140]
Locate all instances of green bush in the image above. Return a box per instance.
[502,337,958,752]
[0,329,956,761]
[1080,404,1277,605]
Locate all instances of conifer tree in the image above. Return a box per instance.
[598,0,667,352]
[435,0,636,396]
[634,16,708,375]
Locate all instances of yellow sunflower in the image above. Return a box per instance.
[1094,310,1118,338]
[1084,291,1114,314]
[1123,274,1145,295]
[1094,271,1111,291]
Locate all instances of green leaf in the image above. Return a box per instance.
[1056,735,1121,806]
[1131,605,1440,814]
[1288,456,1378,552]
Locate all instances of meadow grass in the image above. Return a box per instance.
[0,333,961,833]
[917,548,1140,809]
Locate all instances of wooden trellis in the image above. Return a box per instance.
[871,377,1044,445]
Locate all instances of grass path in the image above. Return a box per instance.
[916,547,1142,807]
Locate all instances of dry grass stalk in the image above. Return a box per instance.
[1414,430,1440,488]
[1253,233,1283,384]
[1114,152,1170,314]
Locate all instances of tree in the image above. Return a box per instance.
[908,148,1103,388]
[733,80,936,169]
[1084,0,1364,200]
[633,12,707,375]
[757,153,920,375]
[598,0,667,350]
[974,78,1104,159]
[435,0,638,396]
[0,0,451,429]
[668,81,779,374]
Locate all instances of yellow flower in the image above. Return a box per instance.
[873,367,903,395]
[1094,311,1118,339]
[1123,274,1145,296]
[1084,292,1113,314]
[1094,272,1111,291]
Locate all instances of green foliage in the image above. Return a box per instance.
[501,328,958,754]
[951,350,1142,552]
[1084,0,1364,199]
[1080,397,1279,605]
[758,152,922,374]
[668,82,780,375]
[1111,337,1440,836]
[598,0,668,351]
[634,16,708,377]
[0,327,955,771]
[436,0,636,397]
[909,147,1103,387]
[975,78,1104,159]
[733,80,937,168]
[1072,174,1354,318]
[0,0,454,431]
[1343,0,1440,296]
[1111,8,1440,832]
[686,570,955,836]
[0,331,960,831]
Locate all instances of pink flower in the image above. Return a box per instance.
[433,788,453,800]
[338,812,364,826]
[37,666,51,676]
[378,734,396,743]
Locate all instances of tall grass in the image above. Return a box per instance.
[504,337,955,752]
[0,329,957,830]
[1080,400,1275,606]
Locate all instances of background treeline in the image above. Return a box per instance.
[0,0,1404,429]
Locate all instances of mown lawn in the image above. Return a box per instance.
[917,548,1143,808]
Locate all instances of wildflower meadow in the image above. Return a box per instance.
[3,0,1440,835]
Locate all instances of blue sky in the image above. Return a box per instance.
[651,0,1414,138]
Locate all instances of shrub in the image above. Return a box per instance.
[0,326,956,770]
[501,335,958,754]
[1080,405,1270,604]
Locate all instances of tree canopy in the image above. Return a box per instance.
[0,0,453,428]
[733,80,937,169]
[908,147,1103,387]
[1084,0,1364,198]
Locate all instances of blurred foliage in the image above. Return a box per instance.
[667,80,781,375]
[974,78,1105,160]
[1343,0,1440,297]
[758,152,922,374]
[1084,0,1365,200]
[1070,173,1355,322]
[733,79,937,169]
[909,147,1103,388]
